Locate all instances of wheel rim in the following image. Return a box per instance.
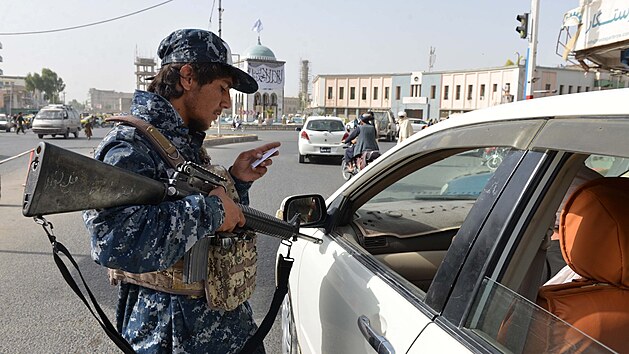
[341,161,352,180]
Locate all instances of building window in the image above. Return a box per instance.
[467,85,473,100]
[480,84,485,99]
[455,85,461,100]
[444,85,449,100]
[430,85,436,99]
[585,86,590,92]
[362,87,367,100]
[559,85,564,95]
[545,84,551,91]
[339,87,345,100]
[568,85,573,94]
[373,87,379,100]
[395,86,401,100]
[504,83,511,93]
[410,84,421,97]
[327,87,333,99]
[384,87,389,100]
[350,87,356,100]
[493,83,498,93]
[577,86,581,93]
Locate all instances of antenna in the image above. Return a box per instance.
[429,46,436,72]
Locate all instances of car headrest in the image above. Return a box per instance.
[559,177,629,287]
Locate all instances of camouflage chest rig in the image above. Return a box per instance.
[106,116,257,311]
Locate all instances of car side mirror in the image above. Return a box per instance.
[277,194,326,227]
[295,127,301,131]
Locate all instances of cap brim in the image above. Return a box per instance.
[228,66,258,94]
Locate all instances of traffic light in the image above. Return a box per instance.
[516,13,529,39]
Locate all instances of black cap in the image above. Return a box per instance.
[157,29,258,94]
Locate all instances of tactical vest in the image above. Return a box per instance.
[106,117,257,311]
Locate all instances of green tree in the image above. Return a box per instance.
[505,59,515,66]
[25,68,65,103]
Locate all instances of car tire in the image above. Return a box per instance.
[298,154,305,163]
[37,134,43,139]
[73,131,79,138]
[281,295,300,354]
[63,130,69,139]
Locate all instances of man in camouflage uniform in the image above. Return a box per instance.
[83,29,280,353]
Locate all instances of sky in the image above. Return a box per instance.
[0,0,576,103]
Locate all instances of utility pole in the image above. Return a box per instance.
[524,0,540,100]
[216,0,223,135]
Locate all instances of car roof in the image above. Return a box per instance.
[305,116,344,122]
[407,88,629,141]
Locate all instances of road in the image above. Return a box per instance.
[0,127,396,353]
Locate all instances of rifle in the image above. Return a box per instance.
[22,142,323,281]
[22,142,325,354]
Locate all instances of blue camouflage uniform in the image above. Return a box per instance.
[83,90,262,354]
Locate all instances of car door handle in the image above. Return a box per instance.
[357,315,395,354]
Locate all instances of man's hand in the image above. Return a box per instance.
[209,187,245,232]
[230,141,281,182]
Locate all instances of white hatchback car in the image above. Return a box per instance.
[278,88,629,354]
[297,116,348,163]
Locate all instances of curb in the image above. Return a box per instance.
[202,134,258,147]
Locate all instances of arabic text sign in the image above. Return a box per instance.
[248,63,284,90]
[576,0,629,51]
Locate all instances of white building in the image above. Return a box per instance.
[232,40,285,123]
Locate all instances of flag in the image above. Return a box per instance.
[251,19,263,33]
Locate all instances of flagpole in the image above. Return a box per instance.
[217,0,223,136]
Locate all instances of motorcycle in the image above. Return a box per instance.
[482,147,509,171]
[231,120,245,132]
[341,144,380,180]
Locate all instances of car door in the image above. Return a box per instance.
[411,117,629,353]
[282,119,547,354]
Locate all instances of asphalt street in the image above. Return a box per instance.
[0,127,395,353]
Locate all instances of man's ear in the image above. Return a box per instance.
[179,64,194,91]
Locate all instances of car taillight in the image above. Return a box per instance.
[300,130,310,140]
[342,132,349,141]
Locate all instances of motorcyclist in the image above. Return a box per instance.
[342,112,379,172]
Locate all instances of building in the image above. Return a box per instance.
[0,75,45,115]
[311,65,623,122]
[283,96,301,116]
[310,73,394,120]
[86,88,133,113]
[232,39,285,123]
[135,56,157,91]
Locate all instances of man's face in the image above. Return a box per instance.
[183,75,233,132]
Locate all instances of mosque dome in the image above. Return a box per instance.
[244,39,276,61]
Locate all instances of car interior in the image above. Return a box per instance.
[336,146,629,353]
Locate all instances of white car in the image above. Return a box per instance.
[409,118,428,132]
[297,116,348,163]
[277,88,629,354]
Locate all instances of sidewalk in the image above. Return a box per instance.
[202,133,258,147]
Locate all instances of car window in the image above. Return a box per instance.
[465,277,612,353]
[350,147,512,295]
[36,110,64,119]
[306,119,344,132]
[460,152,626,353]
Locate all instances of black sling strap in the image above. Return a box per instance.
[36,217,136,353]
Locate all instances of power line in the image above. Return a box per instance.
[0,0,174,36]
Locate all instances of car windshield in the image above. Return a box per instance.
[36,110,64,119]
[306,119,344,132]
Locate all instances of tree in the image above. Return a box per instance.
[25,68,65,104]
[68,99,85,112]
[505,59,515,66]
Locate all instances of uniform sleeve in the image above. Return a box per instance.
[83,140,225,273]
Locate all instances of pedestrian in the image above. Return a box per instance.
[83,117,93,140]
[397,111,413,143]
[342,112,379,171]
[15,112,25,134]
[82,28,279,353]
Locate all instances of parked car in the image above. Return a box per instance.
[0,114,14,132]
[32,104,82,139]
[297,116,348,163]
[372,110,398,141]
[409,118,428,132]
[277,88,629,354]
